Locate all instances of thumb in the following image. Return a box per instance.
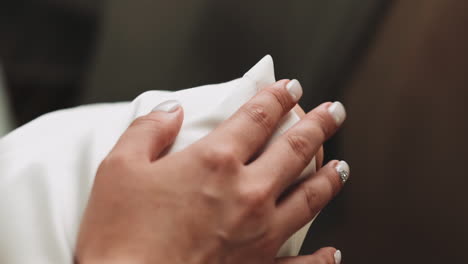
[275,247,341,264]
[113,100,184,161]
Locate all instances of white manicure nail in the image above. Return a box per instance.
[328,101,346,125]
[152,100,181,113]
[334,250,342,264]
[336,161,350,184]
[286,79,303,102]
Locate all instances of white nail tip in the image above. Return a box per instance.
[286,79,303,102]
[334,250,342,264]
[152,100,181,113]
[328,101,346,125]
[336,161,350,184]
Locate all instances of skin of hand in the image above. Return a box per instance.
[293,105,324,169]
[75,80,348,264]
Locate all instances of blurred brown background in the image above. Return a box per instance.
[1,1,467,263]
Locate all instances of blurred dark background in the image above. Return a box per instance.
[1,1,467,263]
[0,0,100,125]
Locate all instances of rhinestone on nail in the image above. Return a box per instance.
[338,170,349,184]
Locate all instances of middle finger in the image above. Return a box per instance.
[203,79,303,163]
[248,101,346,197]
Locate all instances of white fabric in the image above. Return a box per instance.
[0,56,316,263]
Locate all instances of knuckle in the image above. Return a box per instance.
[236,188,270,220]
[264,87,291,113]
[99,152,133,171]
[103,153,126,166]
[241,103,273,135]
[301,185,322,217]
[199,146,240,172]
[239,186,270,208]
[286,133,313,166]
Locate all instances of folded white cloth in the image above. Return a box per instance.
[0,56,316,263]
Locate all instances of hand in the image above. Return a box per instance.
[75,80,349,264]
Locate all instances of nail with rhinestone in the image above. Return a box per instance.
[336,161,350,184]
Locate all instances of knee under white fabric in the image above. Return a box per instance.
[0,56,315,263]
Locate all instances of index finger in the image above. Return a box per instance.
[201,79,303,163]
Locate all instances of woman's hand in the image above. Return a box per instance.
[76,80,349,264]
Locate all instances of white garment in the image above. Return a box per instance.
[0,56,316,263]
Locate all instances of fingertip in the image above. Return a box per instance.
[275,247,339,264]
[268,79,303,103]
[148,100,184,125]
[316,160,347,197]
[315,246,338,254]
[285,79,303,102]
[152,100,181,113]
[302,102,344,143]
[277,79,291,84]
[118,100,185,160]
[335,160,350,184]
[317,101,334,109]
[306,247,341,264]
[314,101,347,127]
[327,101,347,126]
[315,247,341,264]
[334,250,342,264]
[325,159,341,169]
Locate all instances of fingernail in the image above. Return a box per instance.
[334,250,342,264]
[286,79,303,102]
[336,161,350,184]
[152,100,181,113]
[328,101,346,125]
